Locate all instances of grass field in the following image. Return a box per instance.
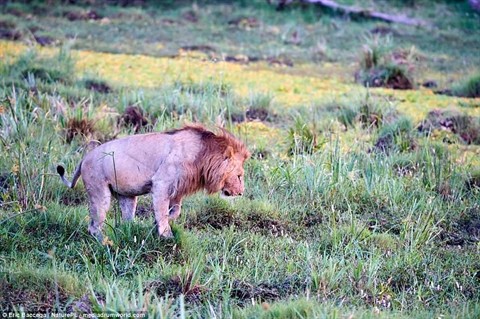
[0,1,479,318]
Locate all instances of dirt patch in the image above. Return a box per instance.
[356,67,413,90]
[118,106,150,133]
[64,9,103,21]
[441,207,480,246]
[230,109,270,123]
[466,173,480,191]
[355,44,416,90]
[247,212,288,237]
[228,17,260,29]
[372,134,417,154]
[0,20,16,29]
[422,80,438,89]
[185,199,289,237]
[418,109,480,145]
[246,108,269,121]
[160,18,180,26]
[230,276,303,304]
[302,212,323,228]
[84,79,112,94]
[224,55,251,64]
[187,205,240,230]
[0,29,21,41]
[59,191,87,206]
[180,45,216,54]
[135,202,153,219]
[218,54,291,67]
[68,294,95,313]
[145,273,206,303]
[373,134,393,153]
[181,10,199,23]
[34,35,56,46]
[267,56,294,67]
[0,20,21,41]
[231,280,279,301]
[0,282,71,313]
[370,26,398,36]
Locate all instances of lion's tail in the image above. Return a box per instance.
[56,161,82,189]
[57,140,100,188]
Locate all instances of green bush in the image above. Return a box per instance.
[452,73,480,98]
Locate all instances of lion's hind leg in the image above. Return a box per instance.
[86,184,111,242]
[119,196,137,221]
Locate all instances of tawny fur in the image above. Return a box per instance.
[57,125,250,240]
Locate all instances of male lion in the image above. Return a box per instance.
[57,125,250,240]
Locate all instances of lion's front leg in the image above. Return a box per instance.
[152,186,173,238]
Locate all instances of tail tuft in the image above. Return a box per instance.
[57,165,65,177]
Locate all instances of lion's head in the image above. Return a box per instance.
[198,127,250,196]
[220,151,247,197]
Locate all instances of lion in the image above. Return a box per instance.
[57,125,250,240]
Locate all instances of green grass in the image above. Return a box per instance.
[1,1,480,317]
[452,73,480,98]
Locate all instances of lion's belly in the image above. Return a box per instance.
[110,169,154,196]
[104,158,157,196]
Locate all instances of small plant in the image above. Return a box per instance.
[65,118,96,143]
[82,78,112,94]
[118,105,150,133]
[355,35,415,90]
[287,117,323,155]
[231,92,273,123]
[373,116,416,153]
[245,93,273,121]
[358,98,383,129]
[451,73,480,98]
[337,105,357,130]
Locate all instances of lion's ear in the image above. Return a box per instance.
[224,146,234,160]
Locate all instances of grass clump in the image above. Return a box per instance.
[118,105,150,133]
[373,117,416,153]
[0,263,85,312]
[287,117,324,155]
[231,92,274,123]
[1,47,75,89]
[355,35,415,90]
[82,78,112,94]
[419,109,480,145]
[451,73,480,98]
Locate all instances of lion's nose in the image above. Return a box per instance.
[223,190,231,196]
[238,192,243,196]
